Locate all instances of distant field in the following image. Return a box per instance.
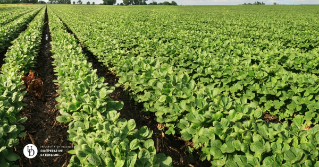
[0,3,34,7]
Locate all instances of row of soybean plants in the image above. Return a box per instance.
[50,5,319,166]
[0,6,44,54]
[47,8,172,167]
[0,6,36,26]
[0,7,45,167]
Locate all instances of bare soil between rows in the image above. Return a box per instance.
[0,51,5,69]
[14,8,71,167]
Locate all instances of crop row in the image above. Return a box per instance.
[0,6,43,54]
[0,6,28,18]
[47,8,172,167]
[0,7,38,26]
[49,6,319,166]
[0,7,45,167]
[0,8,32,26]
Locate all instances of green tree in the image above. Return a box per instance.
[142,0,147,5]
[87,1,90,4]
[274,2,277,5]
[73,0,75,3]
[103,0,115,5]
[123,0,131,5]
[92,1,95,4]
[120,2,124,5]
[163,1,170,5]
[149,1,157,5]
[132,0,138,5]
[171,1,177,5]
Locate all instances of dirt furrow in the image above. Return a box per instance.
[14,8,71,167]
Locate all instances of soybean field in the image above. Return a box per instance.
[1,4,319,167]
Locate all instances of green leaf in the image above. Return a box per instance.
[199,136,209,143]
[56,115,70,123]
[284,147,304,163]
[158,95,167,103]
[177,120,189,130]
[157,82,163,89]
[138,148,151,163]
[182,88,192,96]
[81,144,92,154]
[128,119,136,131]
[130,139,140,150]
[188,80,195,90]
[143,139,154,149]
[126,152,137,167]
[181,131,192,141]
[220,143,235,153]
[87,153,102,166]
[68,150,76,154]
[186,113,200,123]
[115,158,125,167]
[284,149,296,162]
[180,101,188,110]
[139,126,152,138]
[99,88,111,99]
[76,150,87,160]
[293,115,304,126]
[5,152,20,161]
[210,146,223,159]
[155,153,172,167]
[18,132,26,138]
[250,141,265,153]
[69,155,81,165]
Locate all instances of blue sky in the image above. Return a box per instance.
[49,0,319,5]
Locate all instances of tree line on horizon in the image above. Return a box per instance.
[71,0,177,5]
[243,1,265,5]
[103,0,177,5]
[242,1,279,5]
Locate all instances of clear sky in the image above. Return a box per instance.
[49,0,319,5]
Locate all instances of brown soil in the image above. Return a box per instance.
[82,45,211,167]
[263,112,281,123]
[14,8,72,167]
[0,51,5,68]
